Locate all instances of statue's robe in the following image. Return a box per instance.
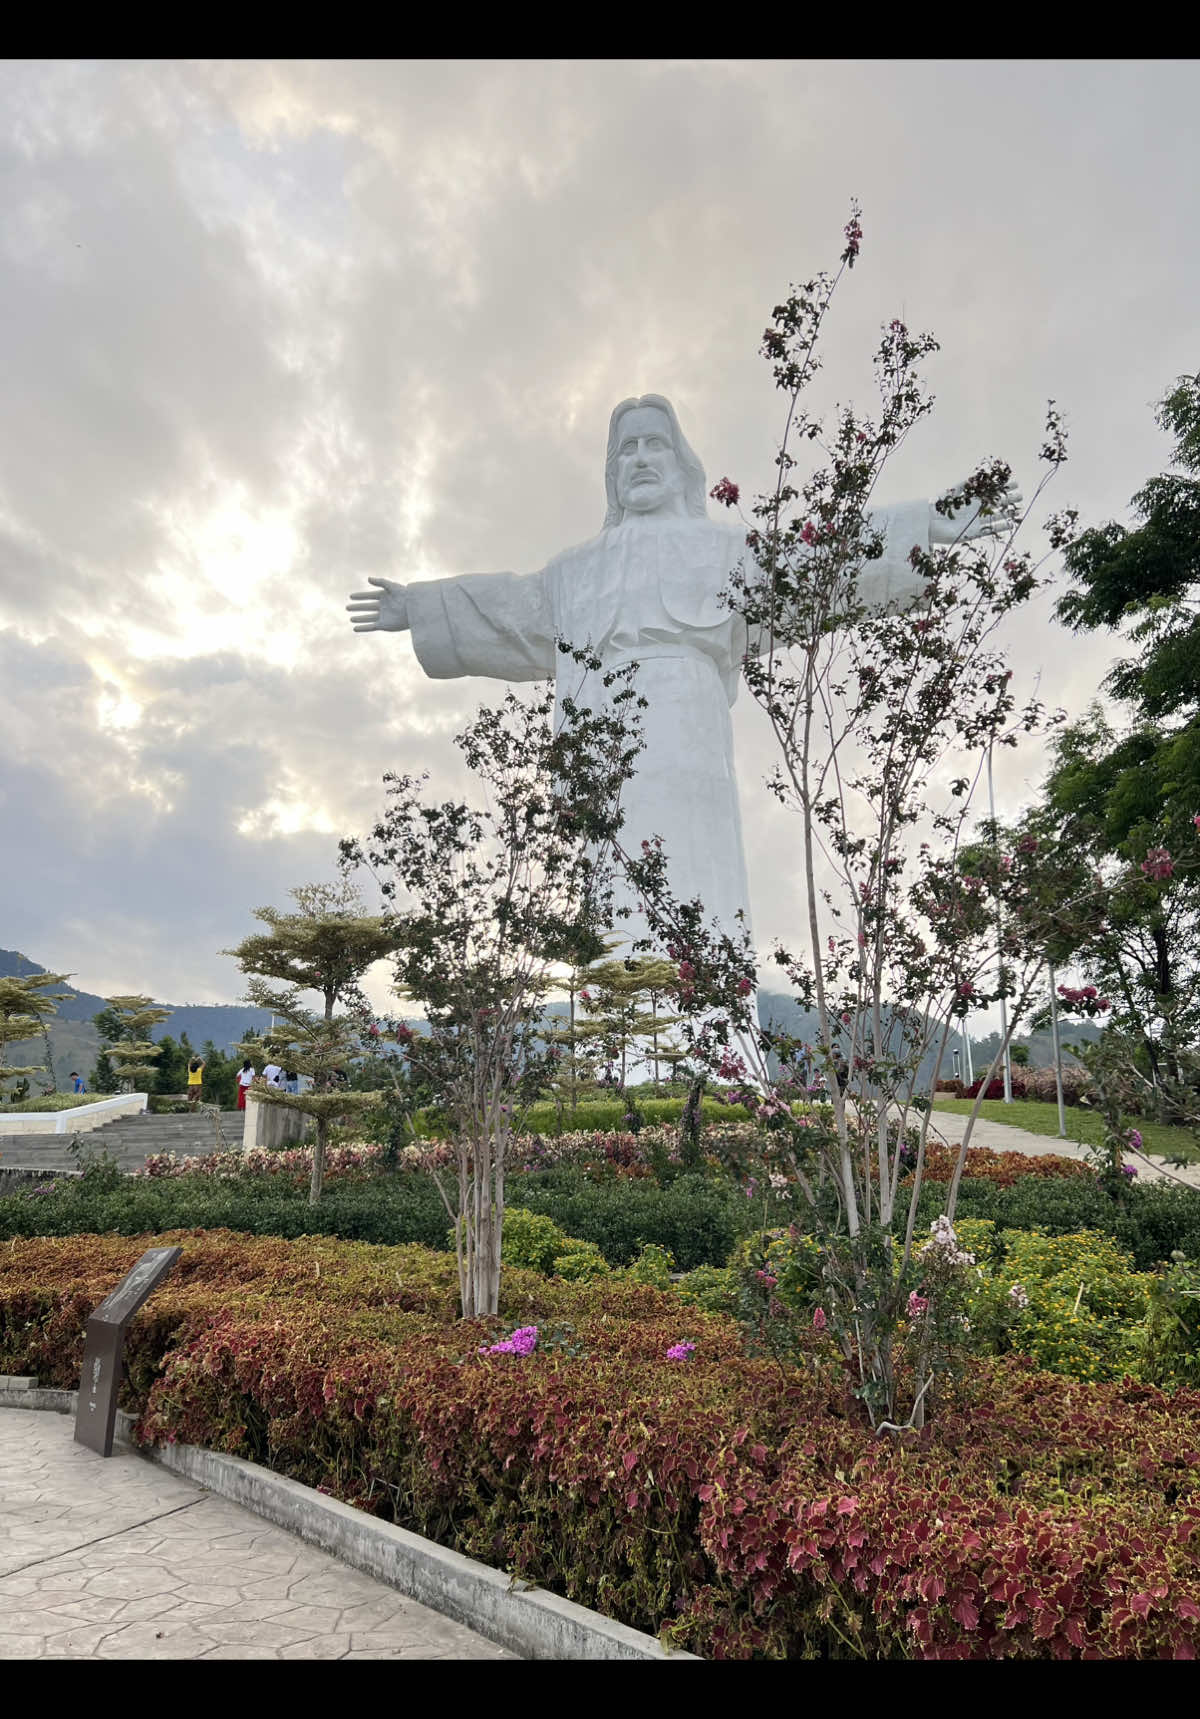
[405,505,932,946]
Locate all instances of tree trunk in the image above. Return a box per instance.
[679,1073,706,1168]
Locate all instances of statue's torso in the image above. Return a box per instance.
[546,517,749,704]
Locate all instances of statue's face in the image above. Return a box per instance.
[614,406,685,517]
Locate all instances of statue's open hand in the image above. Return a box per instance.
[346,577,410,633]
[930,479,1023,544]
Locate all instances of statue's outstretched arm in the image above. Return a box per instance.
[348,566,555,683]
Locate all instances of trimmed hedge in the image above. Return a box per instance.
[0,1163,759,1271]
[4,1229,1200,1659]
[513,1095,755,1136]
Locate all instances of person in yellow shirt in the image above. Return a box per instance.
[186,1057,205,1106]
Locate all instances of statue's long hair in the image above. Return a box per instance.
[602,394,708,529]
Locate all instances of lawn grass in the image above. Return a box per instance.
[932,1096,1200,1164]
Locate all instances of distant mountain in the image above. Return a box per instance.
[1,948,274,1090]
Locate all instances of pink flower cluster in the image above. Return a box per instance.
[139,1143,386,1181]
[907,1291,929,1319]
[666,1341,696,1361]
[710,477,740,507]
[1141,847,1174,881]
[1057,983,1112,1015]
[480,1325,539,1357]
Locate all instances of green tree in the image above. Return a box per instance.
[578,955,685,1091]
[93,995,170,1092]
[153,1034,188,1095]
[226,881,396,1203]
[198,1040,237,1110]
[1039,375,1200,1087]
[0,967,71,1098]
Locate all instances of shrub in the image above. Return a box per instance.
[512,1171,742,1270]
[498,1207,571,1275]
[514,1096,755,1136]
[674,1265,739,1317]
[624,1243,677,1290]
[5,1229,1200,1659]
[550,1241,611,1282]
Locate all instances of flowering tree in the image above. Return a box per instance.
[340,650,644,1319]
[613,208,1101,1428]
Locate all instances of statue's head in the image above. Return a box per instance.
[603,394,707,528]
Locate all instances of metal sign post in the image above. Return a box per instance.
[74,1246,181,1457]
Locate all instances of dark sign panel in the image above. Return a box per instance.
[74,1246,181,1457]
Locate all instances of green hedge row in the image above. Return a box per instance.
[4,1163,1196,1274]
[415,1094,754,1137]
[0,1165,758,1271]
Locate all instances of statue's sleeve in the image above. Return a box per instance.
[854,499,933,614]
[405,569,555,683]
[744,499,933,657]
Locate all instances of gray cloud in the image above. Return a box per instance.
[1,59,1196,1013]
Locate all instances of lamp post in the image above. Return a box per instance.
[1047,961,1067,1138]
[986,738,1013,1103]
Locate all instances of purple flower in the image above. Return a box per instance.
[666,1341,696,1362]
[483,1324,539,1356]
[1121,1164,1138,1179]
[1125,1129,1143,1153]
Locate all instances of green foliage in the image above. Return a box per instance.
[1136,1254,1200,1387]
[0,1092,109,1113]
[550,1240,611,1282]
[517,1094,753,1136]
[93,994,170,1092]
[497,1206,569,1275]
[7,1229,1200,1659]
[624,1242,676,1290]
[513,1171,741,1271]
[674,1264,739,1317]
[0,967,71,1092]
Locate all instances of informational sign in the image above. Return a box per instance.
[73,1246,181,1457]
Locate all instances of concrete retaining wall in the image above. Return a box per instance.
[0,1093,148,1137]
[242,1092,310,1151]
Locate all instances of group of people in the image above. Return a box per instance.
[235,1059,306,1110]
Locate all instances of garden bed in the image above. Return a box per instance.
[3,1228,1200,1658]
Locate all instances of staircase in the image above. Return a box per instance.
[0,1110,246,1176]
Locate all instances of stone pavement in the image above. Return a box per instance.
[927,1106,1200,1190]
[0,1408,515,1660]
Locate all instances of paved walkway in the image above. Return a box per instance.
[927,1106,1200,1190]
[0,1409,514,1660]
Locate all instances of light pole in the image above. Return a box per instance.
[986,738,1013,1103]
[1047,961,1067,1138]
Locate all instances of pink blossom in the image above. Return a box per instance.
[800,521,818,546]
[737,977,752,996]
[1141,846,1174,881]
[710,477,740,508]
[812,1307,827,1332]
[755,1270,779,1289]
[907,1291,929,1319]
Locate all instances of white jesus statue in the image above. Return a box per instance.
[347,395,1017,948]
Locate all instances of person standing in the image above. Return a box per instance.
[186,1057,205,1107]
[70,1072,87,1095]
[261,1059,284,1090]
[236,1059,256,1111]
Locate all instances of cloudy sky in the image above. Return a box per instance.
[2,59,1197,1015]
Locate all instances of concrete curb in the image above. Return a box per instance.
[0,1383,699,1662]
